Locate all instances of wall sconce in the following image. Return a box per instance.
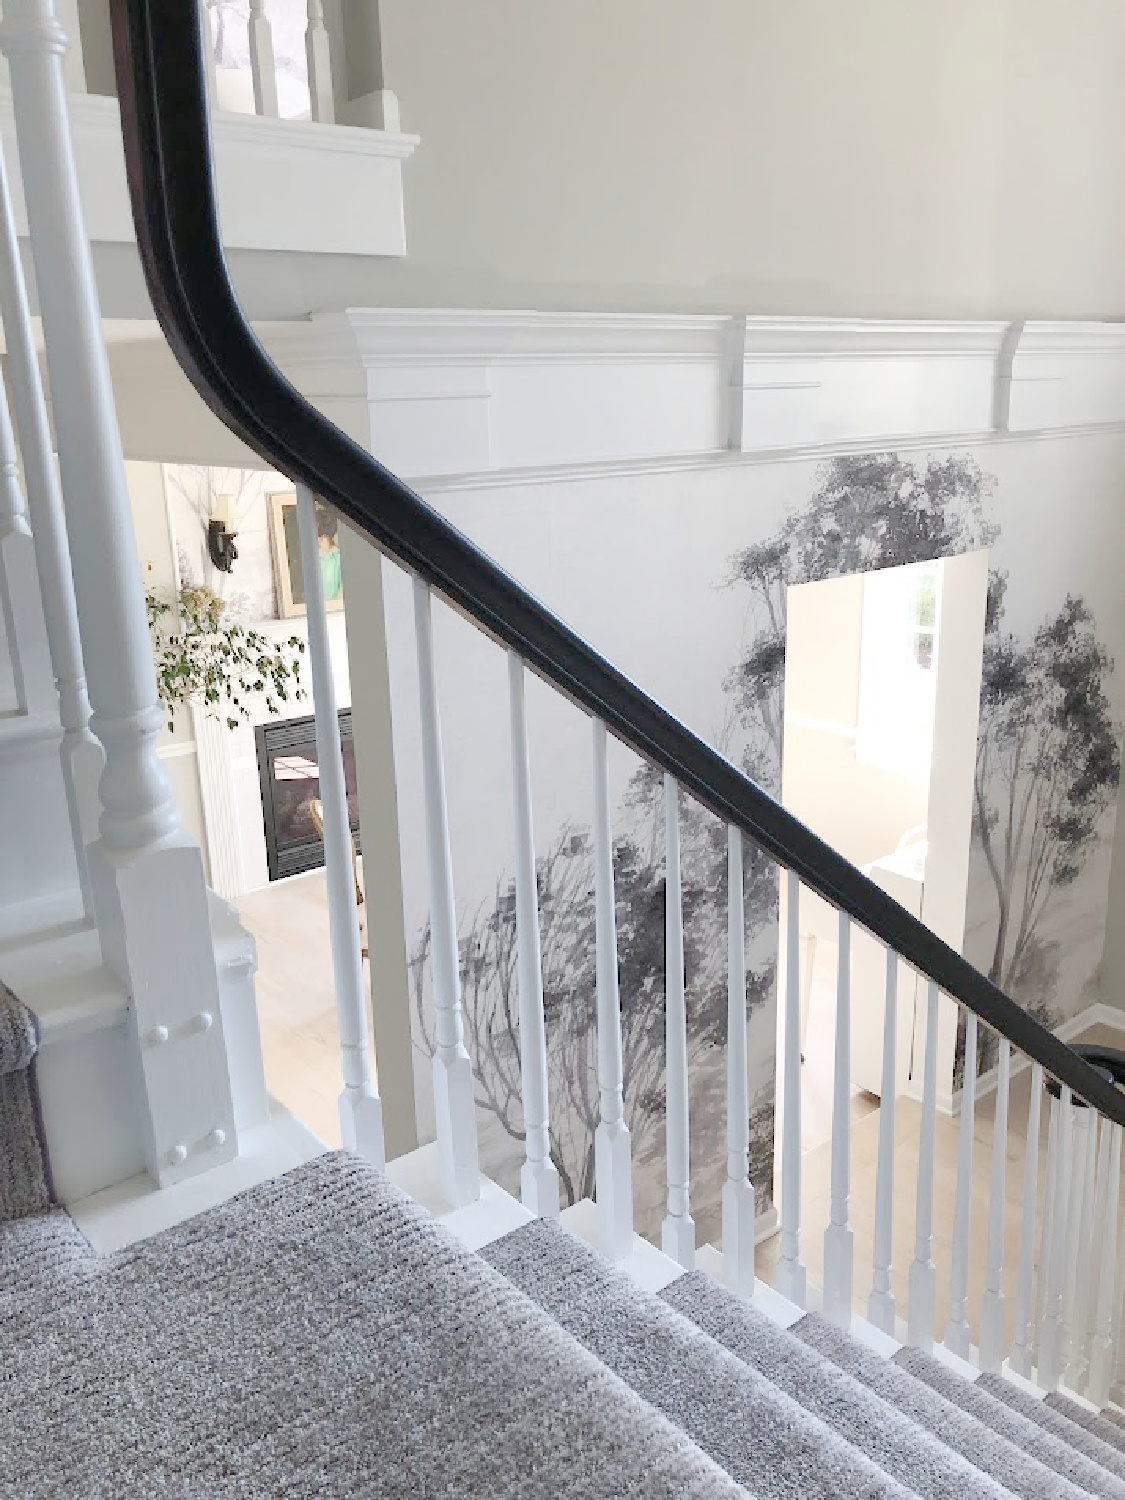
[207,493,238,573]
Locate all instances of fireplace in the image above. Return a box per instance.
[255,710,362,882]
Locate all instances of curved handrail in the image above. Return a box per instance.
[108,0,1125,1127]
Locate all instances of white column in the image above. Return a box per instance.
[592,717,633,1260]
[723,826,756,1298]
[1038,1087,1074,1390]
[1008,1063,1043,1378]
[979,1036,1010,1373]
[248,0,279,116]
[907,980,940,1350]
[1,0,236,1187]
[296,486,383,1165]
[412,579,479,1208]
[306,1,335,122]
[507,652,559,1217]
[1088,1123,1123,1406]
[662,774,694,1269]
[944,1011,978,1358]
[822,909,854,1325]
[868,946,898,1333]
[776,868,806,1306]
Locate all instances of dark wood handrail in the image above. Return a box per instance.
[108,0,1125,1127]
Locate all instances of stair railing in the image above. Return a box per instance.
[111,0,1125,1397]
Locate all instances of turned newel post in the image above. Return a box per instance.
[0,0,237,1186]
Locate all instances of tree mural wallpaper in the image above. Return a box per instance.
[406,444,1121,1245]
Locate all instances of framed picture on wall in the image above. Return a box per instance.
[268,491,344,618]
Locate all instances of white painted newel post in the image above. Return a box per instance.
[944,1010,977,1358]
[662,774,694,1269]
[306,1,335,122]
[2,0,237,1187]
[723,826,756,1298]
[776,868,806,1307]
[1008,1063,1043,1378]
[978,1036,1010,1372]
[412,579,479,1207]
[592,718,633,1260]
[506,653,559,1217]
[822,911,854,1324]
[868,946,898,1333]
[295,486,383,1165]
[248,0,279,117]
[907,980,940,1349]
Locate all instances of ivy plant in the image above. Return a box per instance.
[147,582,306,731]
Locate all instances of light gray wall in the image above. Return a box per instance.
[369,0,1125,320]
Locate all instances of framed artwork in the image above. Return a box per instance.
[268,491,344,618]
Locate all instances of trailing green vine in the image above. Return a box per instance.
[147,582,306,731]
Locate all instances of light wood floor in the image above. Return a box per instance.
[239,870,1099,1347]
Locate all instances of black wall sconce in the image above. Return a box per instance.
[207,517,238,573]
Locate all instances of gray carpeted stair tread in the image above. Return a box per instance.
[0,983,53,1219]
[661,1271,1014,1500]
[796,1313,1090,1500]
[1104,1408,1125,1437]
[977,1371,1125,1482]
[0,1207,92,1299]
[1045,1393,1125,1456]
[0,1153,747,1500]
[897,1348,1125,1498]
[485,1217,918,1500]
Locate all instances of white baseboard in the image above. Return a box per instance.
[968,1001,1125,1104]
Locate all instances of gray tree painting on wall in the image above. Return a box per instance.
[409,448,1119,1238]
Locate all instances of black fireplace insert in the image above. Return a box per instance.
[255,710,362,882]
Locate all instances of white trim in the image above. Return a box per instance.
[742,317,1010,360]
[784,713,857,742]
[155,739,197,760]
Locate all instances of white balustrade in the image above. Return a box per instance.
[822,910,854,1325]
[2,0,237,1187]
[1038,1086,1073,1390]
[776,868,806,1307]
[413,579,480,1208]
[507,653,559,1217]
[944,1010,977,1358]
[1088,1123,1123,1406]
[248,0,279,116]
[907,980,940,1350]
[978,1036,1010,1372]
[1063,1103,1098,1385]
[868,946,898,1333]
[1008,1063,1043,1378]
[592,717,633,1260]
[723,826,756,1298]
[1074,1115,1112,1391]
[295,486,383,1165]
[662,774,694,1269]
[0,136,99,916]
[306,1,335,122]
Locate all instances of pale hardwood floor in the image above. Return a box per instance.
[240,870,1096,1347]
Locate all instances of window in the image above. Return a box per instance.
[854,560,941,776]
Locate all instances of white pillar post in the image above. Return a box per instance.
[1,0,237,1186]
[295,485,383,1164]
[592,717,633,1260]
[944,1010,978,1358]
[306,1,335,122]
[907,980,940,1350]
[412,578,479,1208]
[979,1035,1010,1372]
[868,946,898,1333]
[776,867,806,1307]
[722,826,756,1298]
[507,652,559,1217]
[661,773,694,1269]
[248,0,279,117]
[822,910,854,1325]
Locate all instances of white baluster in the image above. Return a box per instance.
[1063,1103,1099,1386]
[507,653,559,1218]
[944,1010,977,1358]
[823,910,854,1325]
[197,0,218,101]
[662,774,694,1269]
[868,947,898,1333]
[248,0,279,116]
[1039,1086,1073,1390]
[979,1036,1011,1372]
[306,1,335,122]
[1074,1115,1112,1392]
[776,868,807,1306]
[413,579,479,1207]
[592,717,633,1260]
[1009,1063,1043,1378]
[295,486,383,1165]
[0,138,99,916]
[723,826,756,1298]
[1089,1123,1123,1406]
[2,0,237,1187]
[907,979,940,1350]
